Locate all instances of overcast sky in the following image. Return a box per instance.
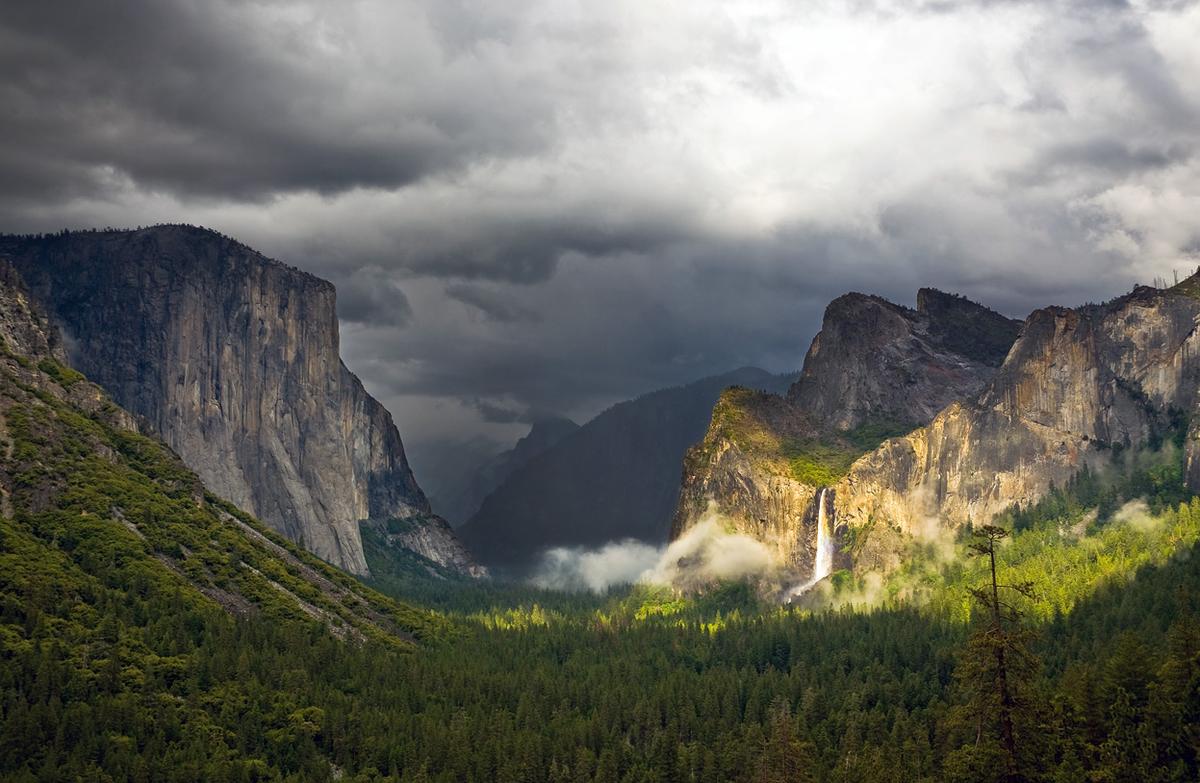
[2,0,1200,466]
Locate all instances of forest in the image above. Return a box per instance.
[4,416,1200,783]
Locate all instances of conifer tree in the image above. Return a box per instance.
[952,525,1040,783]
[755,698,816,783]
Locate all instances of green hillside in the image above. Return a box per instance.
[697,386,914,487]
[0,272,451,780]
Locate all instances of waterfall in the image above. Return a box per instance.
[812,488,834,583]
[788,488,834,599]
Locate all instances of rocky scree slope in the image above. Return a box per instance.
[672,289,1022,579]
[0,259,444,643]
[0,226,479,577]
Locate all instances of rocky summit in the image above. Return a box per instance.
[0,226,480,577]
[672,278,1200,589]
[672,288,1022,580]
[835,281,1200,572]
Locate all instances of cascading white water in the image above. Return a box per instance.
[788,487,833,599]
[812,487,833,582]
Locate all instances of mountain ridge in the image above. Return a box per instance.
[427,416,580,527]
[459,366,797,572]
[672,288,1023,580]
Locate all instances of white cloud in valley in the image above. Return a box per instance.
[530,507,777,593]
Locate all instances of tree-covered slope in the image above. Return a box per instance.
[0,262,450,779]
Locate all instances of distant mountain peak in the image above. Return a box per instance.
[523,416,580,445]
[458,366,796,572]
[427,416,582,527]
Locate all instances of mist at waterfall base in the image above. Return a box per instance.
[529,507,775,594]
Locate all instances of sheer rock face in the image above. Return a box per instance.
[0,259,137,433]
[0,226,477,576]
[672,290,1021,578]
[787,288,1021,431]
[0,261,67,365]
[672,390,826,574]
[367,514,487,577]
[836,286,1200,555]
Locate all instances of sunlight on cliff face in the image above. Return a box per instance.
[785,488,833,599]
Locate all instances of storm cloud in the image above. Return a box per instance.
[2,0,1200,458]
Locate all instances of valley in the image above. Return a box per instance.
[5,2,1200,779]
[3,227,1200,780]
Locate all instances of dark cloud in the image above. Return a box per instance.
[469,399,566,426]
[386,216,689,283]
[472,400,530,425]
[1022,138,1189,182]
[2,0,1200,457]
[0,0,553,202]
[444,283,541,323]
[334,268,413,327]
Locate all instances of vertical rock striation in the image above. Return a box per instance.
[835,284,1200,568]
[0,260,69,365]
[0,225,477,576]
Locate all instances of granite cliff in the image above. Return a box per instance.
[671,289,1022,580]
[834,282,1200,572]
[0,258,440,642]
[0,226,479,577]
